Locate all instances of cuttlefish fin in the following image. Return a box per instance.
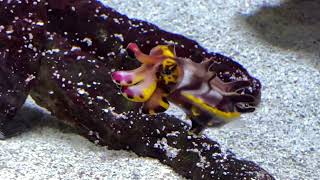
[225,93,256,103]
[223,93,257,113]
[142,88,170,115]
[235,102,256,113]
[181,91,240,119]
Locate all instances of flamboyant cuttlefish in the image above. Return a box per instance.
[112,43,258,132]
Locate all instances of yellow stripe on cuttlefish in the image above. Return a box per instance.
[181,92,241,119]
[159,99,170,109]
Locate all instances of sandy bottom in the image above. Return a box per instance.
[1,0,319,179]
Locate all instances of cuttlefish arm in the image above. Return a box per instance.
[112,65,149,86]
[111,43,177,104]
[142,88,170,115]
[139,47,178,113]
[110,44,158,89]
[120,66,158,102]
[127,43,175,64]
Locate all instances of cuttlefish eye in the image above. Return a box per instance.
[158,58,180,85]
[162,59,177,73]
[162,63,177,75]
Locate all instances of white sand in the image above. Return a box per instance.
[0,0,319,179]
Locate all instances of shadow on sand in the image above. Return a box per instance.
[244,0,320,69]
[1,104,76,139]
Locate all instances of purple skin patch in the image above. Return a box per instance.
[122,86,136,98]
[112,72,133,85]
[121,86,135,99]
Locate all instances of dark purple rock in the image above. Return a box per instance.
[0,1,46,138]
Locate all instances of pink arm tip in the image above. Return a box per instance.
[127,43,139,53]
